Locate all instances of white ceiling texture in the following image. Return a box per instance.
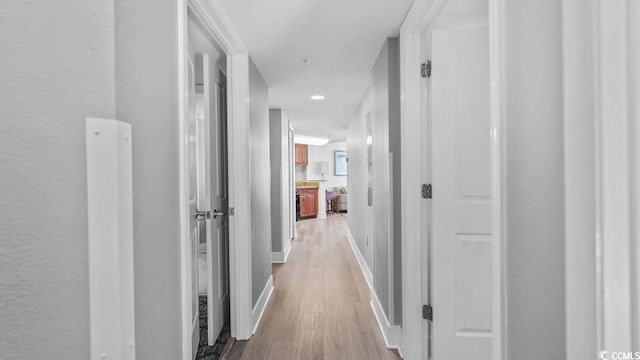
[220,0,415,141]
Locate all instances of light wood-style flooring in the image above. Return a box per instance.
[228,214,401,360]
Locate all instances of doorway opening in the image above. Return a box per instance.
[409,0,504,359]
[294,139,349,222]
[187,8,232,360]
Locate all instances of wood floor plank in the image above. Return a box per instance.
[295,311,324,360]
[228,215,401,360]
[267,341,298,360]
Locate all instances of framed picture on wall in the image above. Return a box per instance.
[335,150,347,176]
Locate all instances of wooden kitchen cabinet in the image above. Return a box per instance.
[295,143,308,165]
[298,187,317,218]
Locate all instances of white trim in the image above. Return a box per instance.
[86,118,136,360]
[398,29,424,360]
[346,228,373,289]
[370,288,403,351]
[177,1,192,358]
[562,0,598,358]
[402,0,449,33]
[251,275,274,335]
[596,0,635,351]
[188,0,247,55]
[271,238,292,263]
[180,1,254,357]
[563,0,640,356]
[347,228,402,353]
[191,310,199,342]
[488,0,507,359]
[630,1,640,350]
[399,1,506,359]
[226,54,253,340]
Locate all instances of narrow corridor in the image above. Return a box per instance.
[229,215,400,360]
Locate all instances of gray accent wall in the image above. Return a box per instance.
[269,109,283,253]
[387,38,403,325]
[115,1,183,359]
[348,88,374,268]
[347,37,402,325]
[0,2,116,359]
[505,0,566,358]
[249,58,273,306]
[269,109,291,254]
[372,39,391,318]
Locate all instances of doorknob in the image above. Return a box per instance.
[194,210,211,221]
[212,209,226,219]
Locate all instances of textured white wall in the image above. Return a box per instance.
[249,59,272,305]
[505,0,566,357]
[0,1,116,358]
[306,141,348,189]
[115,1,183,358]
[294,165,306,182]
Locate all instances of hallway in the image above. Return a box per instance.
[3,1,640,359]
[229,215,400,360]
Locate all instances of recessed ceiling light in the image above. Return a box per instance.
[300,58,311,64]
[310,95,325,100]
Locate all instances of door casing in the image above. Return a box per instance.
[563,0,640,358]
[178,1,254,359]
[399,0,507,359]
[428,26,492,359]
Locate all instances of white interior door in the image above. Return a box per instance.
[205,61,230,345]
[430,27,492,359]
[191,50,229,351]
[195,53,218,346]
[187,52,200,360]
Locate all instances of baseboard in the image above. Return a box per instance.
[251,275,273,335]
[271,238,292,263]
[346,228,402,354]
[370,289,402,351]
[346,228,373,289]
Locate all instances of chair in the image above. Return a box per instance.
[326,190,339,213]
[333,186,347,212]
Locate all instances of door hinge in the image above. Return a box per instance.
[422,183,432,199]
[423,304,433,321]
[421,60,432,78]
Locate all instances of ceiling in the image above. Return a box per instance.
[220,0,415,140]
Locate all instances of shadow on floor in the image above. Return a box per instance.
[197,295,231,360]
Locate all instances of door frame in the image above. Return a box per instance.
[178,1,253,359]
[563,0,640,357]
[399,0,506,359]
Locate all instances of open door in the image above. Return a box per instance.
[188,6,231,351]
[186,50,201,360]
[199,52,230,346]
[207,65,230,346]
[429,27,492,359]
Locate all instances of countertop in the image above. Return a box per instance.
[296,181,319,189]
